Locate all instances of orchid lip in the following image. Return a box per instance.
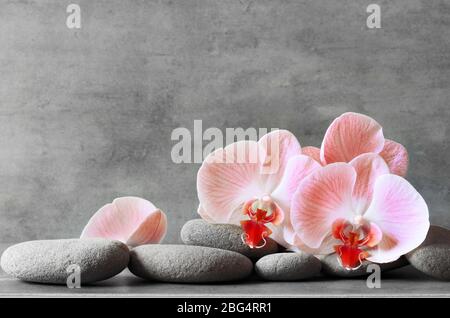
[240,197,280,249]
[332,219,378,270]
[241,233,267,249]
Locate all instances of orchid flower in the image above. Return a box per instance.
[302,112,409,176]
[197,130,321,249]
[290,153,429,270]
[81,196,167,247]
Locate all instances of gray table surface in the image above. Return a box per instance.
[0,244,448,298]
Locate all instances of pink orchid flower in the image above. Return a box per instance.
[197,130,321,249]
[302,112,409,176]
[81,196,167,247]
[290,153,429,270]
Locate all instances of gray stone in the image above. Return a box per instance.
[406,225,450,281]
[320,254,408,278]
[128,244,253,283]
[0,239,129,284]
[181,219,279,259]
[255,252,321,281]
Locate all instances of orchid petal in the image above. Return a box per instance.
[290,163,356,250]
[302,146,321,164]
[271,155,322,213]
[280,222,297,247]
[197,140,262,224]
[320,112,385,164]
[291,233,338,255]
[127,209,167,247]
[80,197,167,246]
[257,130,301,192]
[379,139,409,176]
[349,153,390,214]
[365,222,383,248]
[364,175,429,263]
[197,205,216,223]
[269,155,321,248]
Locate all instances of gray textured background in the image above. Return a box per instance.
[0,0,448,243]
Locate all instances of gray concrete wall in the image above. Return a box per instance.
[0,0,448,243]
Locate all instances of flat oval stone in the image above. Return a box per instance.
[255,252,321,281]
[128,244,253,283]
[181,219,279,259]
[320,254,408,277]
[406,225,450,281]
[0,239,129,284]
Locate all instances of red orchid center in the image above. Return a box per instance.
[240,197,280,249]
[332,218,380,270]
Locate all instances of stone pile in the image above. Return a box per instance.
[1,221,449,284]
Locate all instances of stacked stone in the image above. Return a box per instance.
[177,219,322,282]
[1,222,449,284]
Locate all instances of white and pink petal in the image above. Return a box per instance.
[364,175,429,263]
[379,139,409,177]
[271,155,322,212]
[197,140,263,224]
[302,146,321,164]
[320,112,385,164]
[290,163,356,250]
[80,196,167,247]
[350,153,390,214]
[257,130,302,192]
